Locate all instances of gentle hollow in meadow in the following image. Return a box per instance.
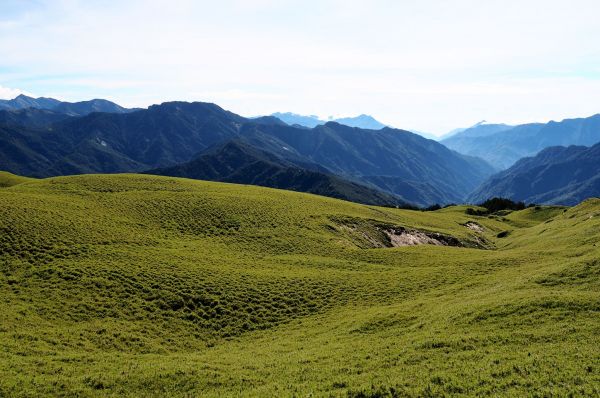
[0,172,598,397]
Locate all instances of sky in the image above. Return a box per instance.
[1,0,600,135]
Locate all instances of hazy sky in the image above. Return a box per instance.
[1,0,600,135]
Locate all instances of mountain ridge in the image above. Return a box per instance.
[0,99,495,206]
[0,94,136,116]
[442,114,600,169]
[468,142,600,205]
[147,139,404,206]
[269,112,387,130]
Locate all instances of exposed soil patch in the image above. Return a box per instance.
[337,224,388,248]
[330,217,469,249]
[463,221,485,233]
[384,226,462,247]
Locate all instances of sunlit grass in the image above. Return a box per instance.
[1,174,598,396]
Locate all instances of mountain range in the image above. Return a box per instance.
[0,94,136,116]
[236,120,494,204]
[270,112,440,140]
[270,112,387,130]
[441,115,600,169]
[3,93,600,207]
[0,97,495,206]
[469,142,600,205]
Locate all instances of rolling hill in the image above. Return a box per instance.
[0,171,34,187]
[0,173,598,396]
[442,115,600,169]
[0,100,495,206]
[469,143,600,205]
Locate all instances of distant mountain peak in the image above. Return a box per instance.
[269,112,387,130]
[0,94,134,116]
[443,113,600,170]
[472,120,511,127]
[330,114,386,130]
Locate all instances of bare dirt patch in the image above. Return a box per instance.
[463,221,485,233]
[384,227,462,247]
[330,217,466,249]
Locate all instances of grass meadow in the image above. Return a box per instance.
[0,173,598,397]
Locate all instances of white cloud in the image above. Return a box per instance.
[0,85,30,99]
[1,0,600,134]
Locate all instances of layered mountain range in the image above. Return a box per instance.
[270,112,387,130]
[2,94,600,206]
[469,143,600,205]
[0,94,135,116]
[148,140,401,206]
[0,97,495,206]
[442,116,600,169]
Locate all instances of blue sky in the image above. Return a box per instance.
[1,0,600,135]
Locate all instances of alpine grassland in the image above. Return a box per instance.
[0,173,598,397]
[0,172,34,188]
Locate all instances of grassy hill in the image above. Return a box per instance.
[0,174,598,397]
[0,171,35,187]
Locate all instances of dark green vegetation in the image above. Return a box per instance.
[442,114,600,169]
[0,99,494,206]
[148,140,402,206]
[466,198,527,216]
[470,143,600,205]
[1,173,598,397]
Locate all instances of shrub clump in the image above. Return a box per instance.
[466,197,527,216]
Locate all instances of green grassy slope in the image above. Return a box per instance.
[0,174,598,397]
[0,171,35,188]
